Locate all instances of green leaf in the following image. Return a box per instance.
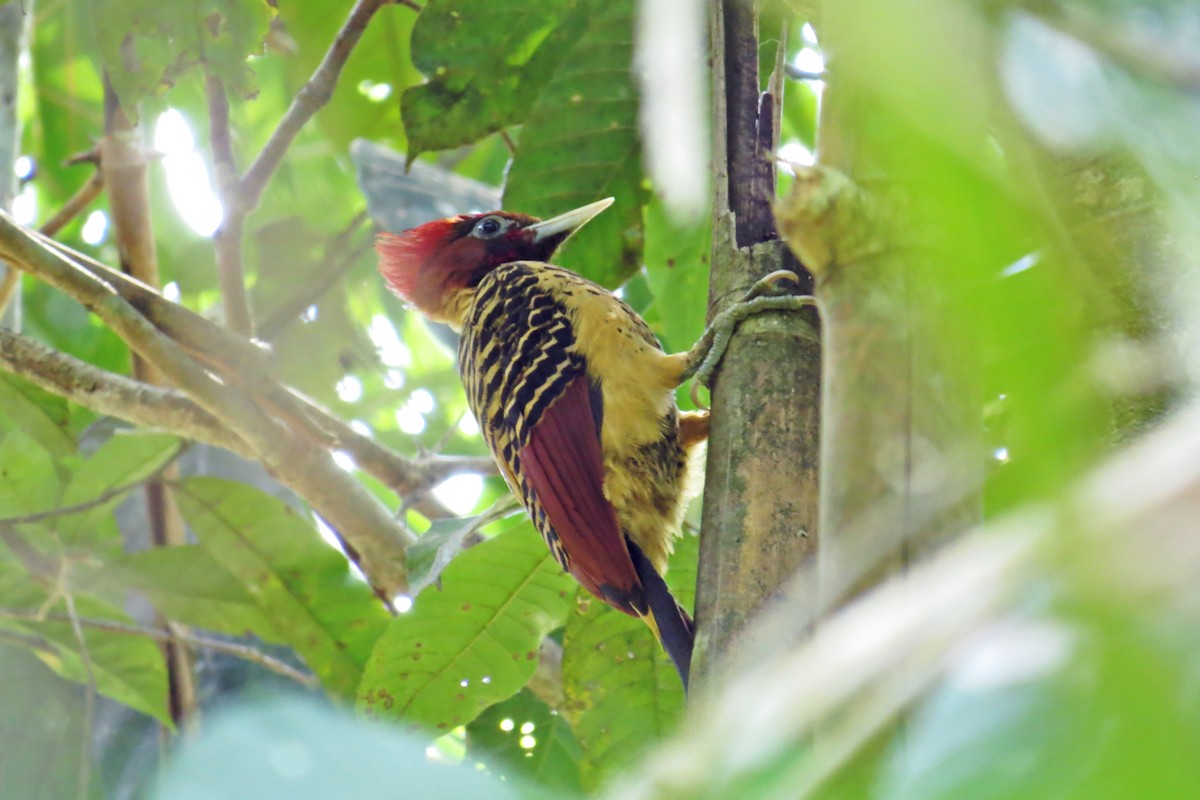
[0,564,171,724]
[174,477,389,698]
[406,501,522,596]
[358,524,574,732]
[560,587,684,791]
[0,430,62,519]
[402,0,589,155]
[79,545,282,642]
[56,430,180,546]
[503,0,645,289]
[468,688,583,794]
[89,0,271,108]
[0,375,75,458]
[642,197,711,353]
[152,696,531,800]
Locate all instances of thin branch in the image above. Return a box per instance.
[206,72,255,336]
[238,0,392,214]
[61,588,96,799]
[0,328,255,457]
[40,167,105,238]
[256,211,371,340]
[0,607,316,687]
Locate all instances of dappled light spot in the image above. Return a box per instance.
[519,721,535,735]
[336,375,364,403]
[331,450,355,472]
[519,735,536,750]
[13,155,33,180]
[357,79,392,102]
[499,718,514,732]
[12,184,36,225]
[369,315,412,367]
[155,109,224,236]
[81,210,108,245]
[433,473,483,516]
[393,594,413,613]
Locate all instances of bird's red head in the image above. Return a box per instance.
[376,197,614,323]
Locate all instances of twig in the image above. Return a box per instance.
[40,168,105,238]
[238,0,392,214]
[256,211,372,340]
[500,130,518,155]
[0,607,316,687]
[205,72,255,336]
[61,587,96,799]
[0,328,255,458]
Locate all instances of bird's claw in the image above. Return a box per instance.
[682,271,816,407]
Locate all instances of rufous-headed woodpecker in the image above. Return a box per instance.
[377,198,707,687]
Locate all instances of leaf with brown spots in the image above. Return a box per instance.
[357,522,574,732]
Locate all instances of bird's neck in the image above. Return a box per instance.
[423,286,477,331]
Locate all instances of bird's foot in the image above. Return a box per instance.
[681,270,816,405]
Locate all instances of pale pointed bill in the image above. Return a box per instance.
[527,197,614,242]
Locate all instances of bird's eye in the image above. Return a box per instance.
[473,216,506,239]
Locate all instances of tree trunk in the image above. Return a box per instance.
[692,0,822,695]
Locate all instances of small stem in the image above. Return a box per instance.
[205,72,255,336]
[238,0,391,212]
[0,607,317,687]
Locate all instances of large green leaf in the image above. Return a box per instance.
[88,0,271,108]
[358,524,574,733]
[503,0,645,289]
[0,563,171,724]
[56,430,180,547]
[642,197,711,354]
[174,477,389,698]
[467,688,583,794]
[78,545,282,642]
[0,375,75,459]
[0,430,62,519]
[151,696,534,800]
[402,0,588,156]
[560,589,684,792]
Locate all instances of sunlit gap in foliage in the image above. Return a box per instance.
[163,281,181,302]
[12,156,35,225]
[81,210,109,245]
[154,109,223,237]
[357,79,392,102]
[12,184,36,225]
[395,388,434,435]
[369,314,412,367]
[797,22,825,98]
[433,473,483,516]
[336,375,363,403]
[331,450,356,472]
[459,411,480,437]
[778,141,816,167]
[392,594,413,613]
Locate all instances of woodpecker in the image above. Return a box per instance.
[377,198,707,687]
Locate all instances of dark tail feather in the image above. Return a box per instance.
[628,540,695,691]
